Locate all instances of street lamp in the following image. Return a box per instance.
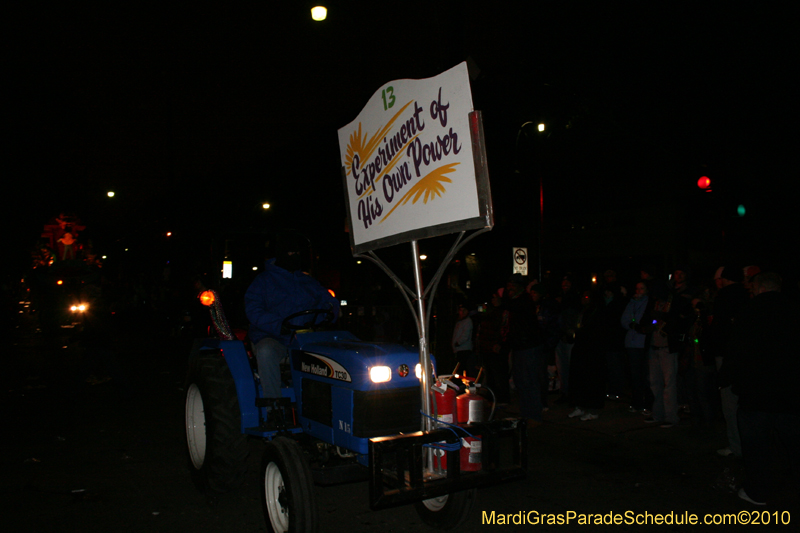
[515,121,547,281]
[311,6,327,21]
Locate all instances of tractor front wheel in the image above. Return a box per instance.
[414,489,477,530]
[261,437,318,533]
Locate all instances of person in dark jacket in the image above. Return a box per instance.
[567,289,607,420]
[707,266,750,457]
[725,272,800,506]
[553,276,581,404]
[602,282,629,401]
[245,236,339,399]
[477,289,509,403]
[530,282,559,409]
[503,275,546,423]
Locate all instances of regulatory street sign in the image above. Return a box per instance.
[513,247,528,275]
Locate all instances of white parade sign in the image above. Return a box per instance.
[338,62,491,254]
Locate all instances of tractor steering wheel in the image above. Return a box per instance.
[281,308,335,335]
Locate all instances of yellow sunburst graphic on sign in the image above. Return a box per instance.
[380,163,459,223]
[343,101,413,183]
[343,123,365,178]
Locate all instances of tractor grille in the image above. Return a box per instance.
[302,378,332,427]
[353,387,422,438]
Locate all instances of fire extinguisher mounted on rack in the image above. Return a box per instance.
[430,375,459,472]
[426,366,497,474]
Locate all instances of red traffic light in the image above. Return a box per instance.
[697,176,711,190]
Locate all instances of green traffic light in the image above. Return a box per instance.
[737,204,746,217]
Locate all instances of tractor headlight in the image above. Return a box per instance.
[369,366,392,383]
[70,303,88,313]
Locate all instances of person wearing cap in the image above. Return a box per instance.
[708,265,750,457]
[742,265,761,298]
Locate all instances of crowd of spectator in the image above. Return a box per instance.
[460,263,799,507]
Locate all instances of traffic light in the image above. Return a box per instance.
[697,176,711,191]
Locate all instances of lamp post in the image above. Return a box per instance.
[514,122,546,281]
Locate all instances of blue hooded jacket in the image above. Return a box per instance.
[245,259,340,345]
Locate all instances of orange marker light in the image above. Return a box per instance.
[199,290,215,306]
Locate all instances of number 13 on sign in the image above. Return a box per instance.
[381,86,395,110]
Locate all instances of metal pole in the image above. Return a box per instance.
[539,169,544,282]
[410,240,433,433]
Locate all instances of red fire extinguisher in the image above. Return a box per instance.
[432,379,457,426]
[431,378,458,471]
[456,385,486,472]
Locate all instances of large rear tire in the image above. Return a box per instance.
[261,437,319,533]
[185,351,249,493]
[414,489,477,530]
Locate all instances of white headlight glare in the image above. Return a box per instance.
[369,366,392,383]
[415,363,422,379]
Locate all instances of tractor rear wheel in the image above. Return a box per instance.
[261,437,318,533]
[185,350,249,493]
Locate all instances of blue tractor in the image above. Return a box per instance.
[185,286,525,532]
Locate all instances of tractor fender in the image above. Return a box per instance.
[194,338,260,431]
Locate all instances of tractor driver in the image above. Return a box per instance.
[245,232,340,399]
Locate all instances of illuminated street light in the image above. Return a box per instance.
[311,6,327,21]
[538,123,545,132]
[419,254,428,261]
[107,191,115,198]
[262,203,271,210]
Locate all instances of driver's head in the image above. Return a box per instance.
[271,230,312,273]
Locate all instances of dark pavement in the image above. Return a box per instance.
[4,307,798,532]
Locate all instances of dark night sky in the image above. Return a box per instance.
[4,3,797,280]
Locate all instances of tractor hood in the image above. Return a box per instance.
[291,331,432,390]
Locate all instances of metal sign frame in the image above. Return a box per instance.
[349,111,493,440]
